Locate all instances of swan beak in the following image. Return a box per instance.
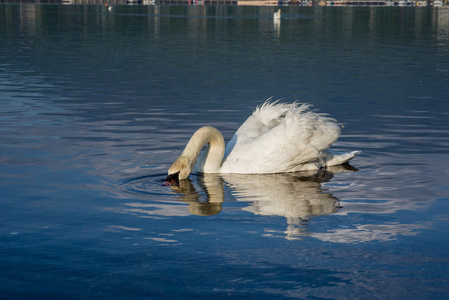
[165,171,180,184]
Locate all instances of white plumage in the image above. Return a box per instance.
[273,9,281,20]
[167,100,360,180]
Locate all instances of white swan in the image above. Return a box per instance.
[273,9,281,20]
[167,101,360,180]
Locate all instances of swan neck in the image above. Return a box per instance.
[181,126,225,174]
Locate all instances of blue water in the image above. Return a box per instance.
[1,3,449,299]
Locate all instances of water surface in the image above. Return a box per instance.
[1,4,449,299]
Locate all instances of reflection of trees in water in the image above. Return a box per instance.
[170,165,356,240]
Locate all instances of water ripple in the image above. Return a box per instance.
[113,173,172,198]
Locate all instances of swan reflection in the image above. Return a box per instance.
[169,174,224,216]
[223,171,340,240]
[169,165,355,239]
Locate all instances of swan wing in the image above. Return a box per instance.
[222,101,342,173]
[223,101,289,159]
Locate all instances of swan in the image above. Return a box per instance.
[167,100,361,181]
[273,9,281,20]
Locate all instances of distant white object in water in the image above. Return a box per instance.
[273,9,281,20]
[166,100,361,181]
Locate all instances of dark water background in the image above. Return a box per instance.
[1,4,449,299]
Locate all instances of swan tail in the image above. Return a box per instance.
[324,150,361,167]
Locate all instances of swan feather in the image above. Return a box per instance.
[168,100,360,179]
[221,101,342,173]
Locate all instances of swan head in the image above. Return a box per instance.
[167,156,193,181]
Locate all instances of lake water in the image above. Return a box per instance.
[1,3,449,299]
